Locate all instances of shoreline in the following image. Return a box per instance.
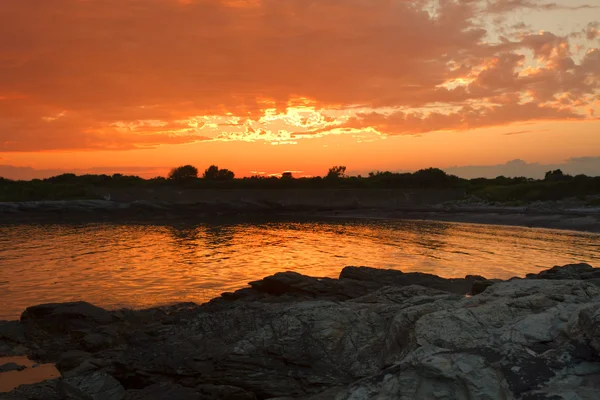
[1,199,600,233]
[317,208,600,234]
[2,262,600,399]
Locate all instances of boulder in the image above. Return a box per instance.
[21,302,114,333]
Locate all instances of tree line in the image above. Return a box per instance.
[1,165,599,204]
[167,164,349,181]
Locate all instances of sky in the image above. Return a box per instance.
[1,0,599,179]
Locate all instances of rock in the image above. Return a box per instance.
[470,279,496,295]
[196,383,257,399]
[4,263,600,400]
[115,301,405,398]
[227,271,380,302]
[336,346,513,400]
[348,285,455,304]
[526,263,596,280]
[0,362,26,372]
[125,383,201,400]
[0,321,26,343]
[21,302,114,333]
[217,267,488,306]
[0,344,29,357]
[574,302,600,356]
[82,333,109,352]
[56,350,93,373]
[339,266,487,294]
[59,371,125,400]
[0,379,62,400]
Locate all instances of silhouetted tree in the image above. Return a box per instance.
[168,165,198,181]
[545,169,565,181]
[45,173,78,184]
[326,165,347,179]
[203,165,235,180]
[217,168,235,180]
[281,172,293,180]
[203,165,220,180]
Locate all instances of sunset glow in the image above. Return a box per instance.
[1,0,599,179]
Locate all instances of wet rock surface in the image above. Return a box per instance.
[2,263,600,399]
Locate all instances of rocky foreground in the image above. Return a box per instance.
[2,264,600,400]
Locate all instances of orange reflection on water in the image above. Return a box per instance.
[1,219,599,320]
[0,356,60,393]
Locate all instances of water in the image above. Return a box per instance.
[1,219,599,320]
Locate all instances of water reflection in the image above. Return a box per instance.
[0,219,599,320]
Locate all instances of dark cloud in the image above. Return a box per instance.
[0,165,169,180]
[445,158,600,179]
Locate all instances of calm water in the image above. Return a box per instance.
[1,219,599,320]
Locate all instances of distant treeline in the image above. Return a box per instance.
[1,165,599,204]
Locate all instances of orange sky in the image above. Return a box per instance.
[0,0,599,179]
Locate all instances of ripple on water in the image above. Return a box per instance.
[0,219,599,320]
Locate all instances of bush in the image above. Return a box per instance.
[168,165,199,182]
[203,165,235,180]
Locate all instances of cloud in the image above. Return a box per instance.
[485,0,599,13]
[502,129,545,135]
[327,102,582,136]
[0,0,599,150]
[0,165,170,180]
[586,22,600,40]
[445,158,600,179]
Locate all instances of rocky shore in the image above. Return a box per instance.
[2,263,600,399]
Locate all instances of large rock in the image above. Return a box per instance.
[340,278,600,399]
[526,263,600,282]
[216,266,488,306]
[21,302,114,333]
[336,346,513,400]
[340,266,487,294]
[217,271,381,303]
[114,301,407,398]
